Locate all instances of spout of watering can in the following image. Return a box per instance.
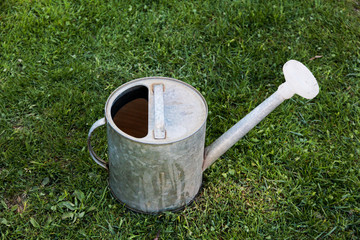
[202,60,319,171]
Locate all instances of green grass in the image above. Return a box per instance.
[1,0,360,239]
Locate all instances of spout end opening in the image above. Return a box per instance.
[283,60,319,100]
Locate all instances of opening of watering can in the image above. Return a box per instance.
[111,85,149,138]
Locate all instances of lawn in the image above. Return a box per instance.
[1,0,359,239]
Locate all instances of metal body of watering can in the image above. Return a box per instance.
[88,60,320,214]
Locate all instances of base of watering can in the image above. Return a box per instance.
[108,183,203,215]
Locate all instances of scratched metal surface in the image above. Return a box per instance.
[107,123,206,213]
[104,77,208,213]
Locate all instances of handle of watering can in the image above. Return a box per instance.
[87,117,108,170]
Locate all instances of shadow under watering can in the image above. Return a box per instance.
[88,60,319,214]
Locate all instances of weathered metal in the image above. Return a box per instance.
[87,60,319,214]
[89,77,208,213]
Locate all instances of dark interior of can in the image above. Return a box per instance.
[111,85,148,138]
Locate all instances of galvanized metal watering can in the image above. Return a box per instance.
[88,60,319,213]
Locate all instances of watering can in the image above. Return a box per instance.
[88,60,319,213]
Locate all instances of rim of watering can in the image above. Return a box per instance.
[104,77,208,145]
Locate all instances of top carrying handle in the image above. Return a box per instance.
[87,118,108,170]
[153,84,166,139]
